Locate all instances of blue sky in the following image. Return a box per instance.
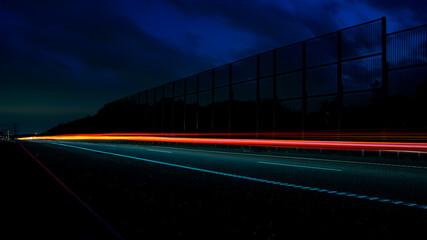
[0,0,426,133]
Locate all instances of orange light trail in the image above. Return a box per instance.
[19,131,427,141]
[18,132,427,153]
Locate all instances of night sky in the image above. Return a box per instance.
[1,0,426,134]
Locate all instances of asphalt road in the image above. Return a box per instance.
[19,140,427,239]
[3,140,123,240]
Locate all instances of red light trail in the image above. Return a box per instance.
[18,132,427,153]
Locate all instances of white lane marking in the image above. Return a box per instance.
[258,161,342,172]
[149,145,427,170]
[40,140,427,170]
[45,141,427,210]
[145,149,172,154]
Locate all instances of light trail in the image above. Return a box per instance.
[18,132,427,153]
[18,131,427,141]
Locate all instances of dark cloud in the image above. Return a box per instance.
[357,0,427,20]
[161,0,322,52]
[1,1,214,90]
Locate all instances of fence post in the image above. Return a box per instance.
[211,69,215,130]
[228,64,232,145]
[196,73,199,134]
[256,54,260,139]
[381,17,388,131]
[273,49,277,140]
[337,30,343,141]
[301,41,307,140]
[183,78,187,133]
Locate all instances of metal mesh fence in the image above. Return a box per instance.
[100,19,426,136]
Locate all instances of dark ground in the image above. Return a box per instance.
[3,140,122,240]
[5,140,427,239]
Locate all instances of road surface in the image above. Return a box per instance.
[18,140,427,239]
